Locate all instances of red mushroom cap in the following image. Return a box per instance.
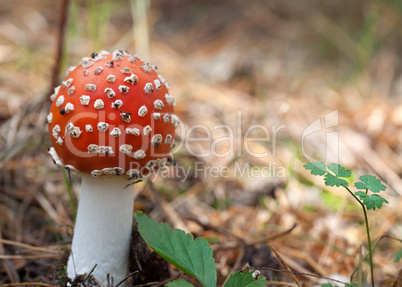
[47,50,177,179]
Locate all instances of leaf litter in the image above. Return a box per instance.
[0,0,401,286]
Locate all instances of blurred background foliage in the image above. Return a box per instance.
[0,0,401,285]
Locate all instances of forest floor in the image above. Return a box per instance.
[0,0,401,286]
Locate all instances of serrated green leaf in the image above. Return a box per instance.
[354,192,389,210]
[321,284,336,287]
[354,175,386,193]
[304,162,327,176]
[355,191,368,198]
[324,173,349,187]
[224,271,266,287]
[390,249,402,263]
[136,212,217,287]
[327,163,351,178]
[166,279,196,287]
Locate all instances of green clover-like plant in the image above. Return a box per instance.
[304,162,389,287]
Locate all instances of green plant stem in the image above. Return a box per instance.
[62,169,76,221]
[351,234,402,279]
[345,186,374,287]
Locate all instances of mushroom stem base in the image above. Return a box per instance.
[66,176,134,285]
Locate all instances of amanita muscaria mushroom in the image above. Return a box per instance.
[47,50,177,283]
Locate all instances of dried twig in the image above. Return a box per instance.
[267,243,302,287]
[115,270,139,287]
[0,238,64,254]
[2,284,58,287]
[151,274,181,287]
[82,264,98,285]
[259,266,351,286]
[49,0,70,96]
[185,214,246,245]
[0,254,61,260]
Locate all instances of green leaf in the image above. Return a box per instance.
[355,175,386,193]
[136,212,217,287]
[354,192,389,210]
[324,173,349,187]
[390,249,402,263]
[321,284,336,287]
[224,271,266,287]
[327,163,351,178]
[346,283,359,287]
[355,191,368,198]
[323,163,351,187]
[304,162,327,176]
[166,279,196,287]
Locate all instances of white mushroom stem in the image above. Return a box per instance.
[67,176,134,285]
